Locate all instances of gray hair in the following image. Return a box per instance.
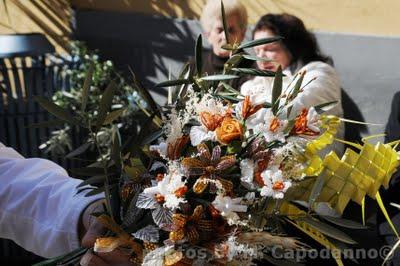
[200,0,248,33]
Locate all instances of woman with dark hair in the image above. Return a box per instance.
[241,13,344,154]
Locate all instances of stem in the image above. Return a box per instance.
[89,121,113,220]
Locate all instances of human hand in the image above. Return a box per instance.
[78,200,133,266]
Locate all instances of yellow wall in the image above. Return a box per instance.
[1,0,399,55]
[71,0,400,37]
[0,0,72,53]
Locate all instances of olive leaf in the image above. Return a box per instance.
[155,79,190,88]
[271,65,283,115]
[84,186,105,197]
[141,129,163,145]
[77,175,107,188]
[286,72,305,117]
[321,216,368,229]
[111,125,122,170]
[237,36,283,50]
[34,96,80,126]
[221,0,230,44]
[314,101,338,114]
[103,108,125,125]
[195,34,203,75]
[95,81,117,130]
[299,217,357,244]
[220,81,241,95]
[200,74,239,81]
[231,67,276,77]
[241,54,272,62]
[66,142,92,158]
[81,62,94,112]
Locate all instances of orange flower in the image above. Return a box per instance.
[292,109,319,136]
[272,181,285,190]
[200,112,224,131]
[242,95,263,119]
[269,117,281,133]
[254,160,268,187]
[215,117,243,145]
[174,185,188,197]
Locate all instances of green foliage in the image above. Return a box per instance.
[40,41,147,156]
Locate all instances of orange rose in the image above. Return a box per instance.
[215,117,243,144]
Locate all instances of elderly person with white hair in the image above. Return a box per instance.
[190,0,253,87]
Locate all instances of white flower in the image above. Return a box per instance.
[306,107,321,133]
[254,109,288,143]
[143,162,187,210]
[234,101,244,120]
[240,159,257,190]
[162,109,185,152]
[215,235,256,262]
[189,125,217,146]
[244,192,256,202]
[244,107,267,132]
[212,195,247,224]
[260,167,292,199]
[193,91,227,115]
[149,142,167,158]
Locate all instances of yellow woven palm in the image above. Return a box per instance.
[291,115,400,214]
[303,115,341,176]
[316,142,398,213]
[277,117,399,266]
[295,141,399,214]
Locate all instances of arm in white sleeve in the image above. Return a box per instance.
[0,142,104,258]
[291,61,343,118]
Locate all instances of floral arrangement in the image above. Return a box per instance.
[34,3,400,266]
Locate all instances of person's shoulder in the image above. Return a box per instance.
[394,91,400,100]
[302,61,336,74]
[390,91,400,108]
[300,61,340,83]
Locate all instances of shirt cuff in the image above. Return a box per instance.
[65,189,105,252]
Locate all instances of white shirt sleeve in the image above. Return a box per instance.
[0,143,104,258]
[291,61,343,118]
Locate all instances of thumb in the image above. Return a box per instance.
[82,219,107,248]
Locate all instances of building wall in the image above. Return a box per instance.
[71,0,400,37]
[0,0,72,53]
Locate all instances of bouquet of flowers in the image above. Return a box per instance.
[34,4,400,265]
